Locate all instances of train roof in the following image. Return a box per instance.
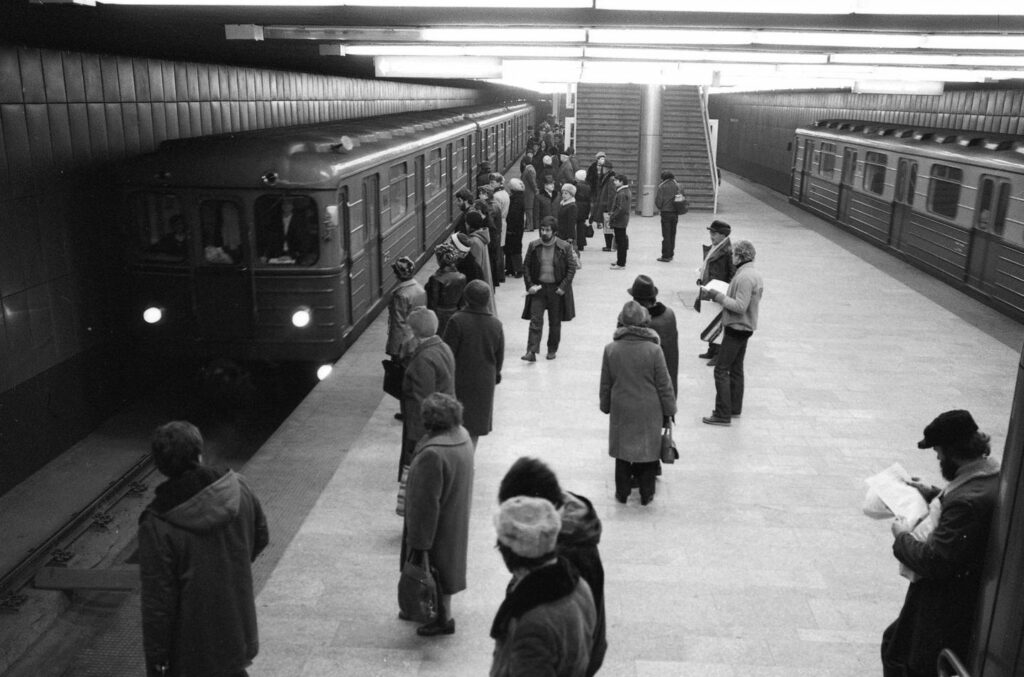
[120,102,532,191]
[796,118,1024,170]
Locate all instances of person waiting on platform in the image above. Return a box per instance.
[402,392,475,637]
[699,239,763,426]
[654,170,685,263]
[490,496,597,676]
[695,221,735,363]
[498,458,607,677]
[627,275,678,397]
[557,183,578,254]
[504,178,526,278]
[600,301,677,505]
[426,243,468,338]
[386,256,426,421]
[442,280,504,449]
[521,216,577,362]
[138,421,268,677]
[398,308,455,480]
[607,173,632,270]
[573,169,592,253]
[881,410,1000,677]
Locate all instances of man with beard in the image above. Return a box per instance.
[881,410,1000,677]
[452,188,474,234]
[520,216,577,362]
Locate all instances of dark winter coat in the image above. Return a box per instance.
[608,185,631,230]
[886,457,1000,677]
[647,302,679,396]
[573,182,591,226]
[654,178,682,215]
[538,186,559,224]
[490,557,596,677]
[694,239,734,313]
[556,201,577,242]
[426,268,467,337]
[599,326,677,463]
[404,426,475,594]
[558,492,607,677]
[589,167,616,222]
[401,335,456,441]
[443,307,504,437]
[386,279,427,357]
[507,191,525,238]
[139,467,268,677]
[521,237,577,322]
[522,165,538,212]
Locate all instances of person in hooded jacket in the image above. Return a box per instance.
[138,421,268,677]
[498,457,607,677]
[600,301,677,505]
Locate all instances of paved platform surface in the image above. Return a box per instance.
[10,172,1021,675]
[252,175,1019,676]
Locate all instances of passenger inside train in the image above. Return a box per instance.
[256,195,319,266]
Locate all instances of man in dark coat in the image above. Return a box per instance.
[607,173,632,270]
[498,457,607,677]
[138,421,268,677]
[442,280,504,447]
[573,170,592,252]
[521,216,577,362]
[654,170,684,263]
[628,275,679,396]
[882,410,1001,677]
[696,220,735,361]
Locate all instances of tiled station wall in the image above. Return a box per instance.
[709,86,1024,194]
[0,43,486,494]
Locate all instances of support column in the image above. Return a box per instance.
[638,84,662,216]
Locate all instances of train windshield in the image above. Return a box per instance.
[130,192,188,263]
[255,194,319,266]
[199,199,243,265]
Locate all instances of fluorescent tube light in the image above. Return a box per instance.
[584,47,828,64]
[588,29,1024,51]
[374,56,502,78]
[420,28,587,43]
[593,0,1024,13]
[345,45,585,58]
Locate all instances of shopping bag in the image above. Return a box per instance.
[382,358,404,399]
[660,426,679,464]
[398,550,439,623]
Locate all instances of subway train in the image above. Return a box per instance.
[119,102,534,372]
[790,119,1024,322]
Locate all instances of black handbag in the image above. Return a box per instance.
[660,426,679,464]
[398,550,439,623]
[585,223,595,238]
[382,358,404,399]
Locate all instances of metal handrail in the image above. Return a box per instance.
[937,649,972,677]
[698,85,719,214]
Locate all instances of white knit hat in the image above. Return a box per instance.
[494,496,561,558]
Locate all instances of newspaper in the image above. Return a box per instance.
[863,463,935,582]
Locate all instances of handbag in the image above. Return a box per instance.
[398,550,439,623]
[660,426,679,464]
[382,358,404,399]
[674,192,689,214]
[585,223,595,238]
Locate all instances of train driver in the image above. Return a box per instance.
[257,196,318,265]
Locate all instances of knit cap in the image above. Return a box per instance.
[494,496,561,558]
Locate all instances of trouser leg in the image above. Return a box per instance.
[660,214,677,259]
[545,286,563,353]
[730,336,748,415]
[604,232,614,249]
[527,294,546,353]
[636,461,658,500]
[614,459,632,498]
[615,228,628,266]
[713,332,741,418]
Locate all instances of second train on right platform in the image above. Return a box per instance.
[790,119,1024,321]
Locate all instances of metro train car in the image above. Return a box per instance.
[119,102,534,372]
[790,119,1024,321]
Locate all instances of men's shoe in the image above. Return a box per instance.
[698,350,718,359]
[615,492,628,504]
[546,352,557,360]
[601,247,613,252]
[732,412,741,418]
[521,351,536,362]
[609,263,625,270]
[706,357,717,367]
[657,257,672,263]
[702,415,731,426]
[640,495,654,506]
[416,618,455,637]
[394,412,404,421]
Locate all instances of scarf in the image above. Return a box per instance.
[698,235,731,282]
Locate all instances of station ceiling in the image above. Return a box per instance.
[6,1,1024,92]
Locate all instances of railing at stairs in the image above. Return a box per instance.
[698,86,719,214]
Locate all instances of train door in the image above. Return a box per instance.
[415,155,426,251]
[335,186,353,328]
[890,158,918,249]
[194,196,253,340]
[445,142,454,224]
[967,175,1011,292]
[346,175,379,321]
[836,147,858,222]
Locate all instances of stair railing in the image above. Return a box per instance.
[698,85,719,214]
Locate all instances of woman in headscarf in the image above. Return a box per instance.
[426,242,467,338]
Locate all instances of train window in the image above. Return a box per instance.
[908,162,917,206]
[977,176,1012,235]
[927,165,963,219]
[454,139,466,182]
[389,163,409,219]
[199,200,242,265]
[428,149,442,196]
[132,192,187,263]
[254,194,319,266]
[818,143,836,177]
[862,152,888,195]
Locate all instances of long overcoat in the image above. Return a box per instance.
[442,307,504,437]
[522,164,538,213]
[401,336,456,441]
[521,237,577,321]
[647,302,679,396]
[404,426,475,594]
[599,327,677,463]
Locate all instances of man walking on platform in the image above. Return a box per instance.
[608,174,631,270]
[521,216,577,362]
[699,240,763,426]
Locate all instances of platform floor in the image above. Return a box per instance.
[250,175,1018,676]
[12,172,1021,676]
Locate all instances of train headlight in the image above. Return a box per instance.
[292,307,312,328]
[316,364,333,381]
[143,306,164,324]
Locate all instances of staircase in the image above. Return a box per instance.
[661,86,716,211]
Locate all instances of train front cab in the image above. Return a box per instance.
[791,125,1024,321]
